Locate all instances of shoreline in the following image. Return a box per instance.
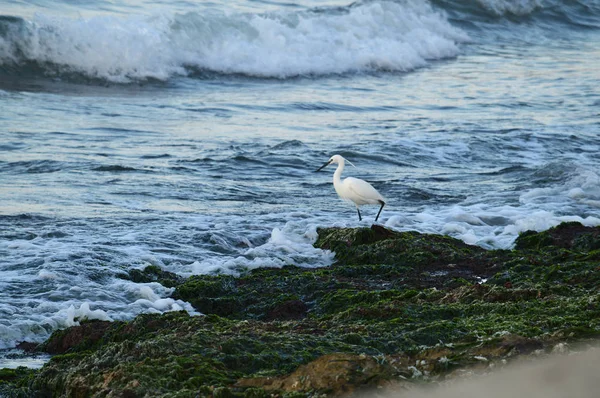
[2,222,600,396]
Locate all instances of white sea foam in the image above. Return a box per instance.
[520,168,600,208]
[392,204,600,249]
[0,273,198,350]
[138,285,161,301]
[187,221,334,275]
[128,284,189,313]
[0,0,469,81]
[37,269,59,280]
[61,302,113,327]
[386,166,600,249]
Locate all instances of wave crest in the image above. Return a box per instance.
[0,1,468,82]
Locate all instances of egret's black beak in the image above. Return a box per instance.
[316,160,332,172]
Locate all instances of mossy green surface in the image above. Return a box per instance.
[10,222,600,397]
[0,367,36,397]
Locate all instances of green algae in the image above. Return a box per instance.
[314,226,485,271]
[16,222,600,397]
[31,313,373,397]
[0,367,36,398]
[514,221,600,252]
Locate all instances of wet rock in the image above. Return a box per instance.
[16,341,39,353]
[0,367,36,397]
[515,222,600,252]
[42,320,114,354]
[173,274,243,316]
[315,224,496,289]
[17,222,600,397]
[122,265,185,288]
[236,353,396,395]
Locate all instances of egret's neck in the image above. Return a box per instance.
[333,160,344,191]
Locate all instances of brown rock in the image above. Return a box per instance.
[237,353,396,395]
[16,341,40,353]
[44,320,113,354]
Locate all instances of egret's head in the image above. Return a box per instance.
[316,154,353,172]
[329,155,344,164]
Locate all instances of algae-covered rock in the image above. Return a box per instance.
[42,320,115,354]
[173,225,501,323]
[514,222,600,252]
[17,222,600,397]
[314,225,488,275]
[174,274,243,316]
[0,367,36,398]
[30,312,378,397]
[121,265,185,288]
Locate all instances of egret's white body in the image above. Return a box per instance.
[317,155,386,221]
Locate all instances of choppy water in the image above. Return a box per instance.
[1,0,599,365]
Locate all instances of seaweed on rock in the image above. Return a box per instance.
[7,223,600,397]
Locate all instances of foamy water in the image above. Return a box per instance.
[1,0,599,364]
[0,1,469,82]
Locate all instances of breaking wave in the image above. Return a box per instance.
[0,1,468,82]
[0,0,597,83]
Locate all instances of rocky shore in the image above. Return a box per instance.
[2,222,600,397]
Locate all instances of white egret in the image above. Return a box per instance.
[316,154,386,221]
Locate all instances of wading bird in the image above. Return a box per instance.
[316,154,386,221]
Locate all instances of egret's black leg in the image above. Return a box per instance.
[357,207,362,221]
[375,201,385,222]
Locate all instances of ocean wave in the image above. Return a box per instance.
[0,159,63,174]
[0,1,468,83]
[1,0,597,84]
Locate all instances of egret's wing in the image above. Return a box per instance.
[344,177,385,204]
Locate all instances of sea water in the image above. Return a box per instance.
[0,0,599,365]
